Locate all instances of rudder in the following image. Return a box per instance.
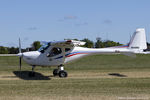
[128,28,147,51]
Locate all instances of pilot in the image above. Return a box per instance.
[47,48,62,57]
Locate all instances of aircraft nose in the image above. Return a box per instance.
[22,51,40,59]
[16,53,23,57]
[16,52,29,58]
[17,51,40,65]
[23,52,31,57]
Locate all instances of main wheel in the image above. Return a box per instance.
[59,70,68,78]
[53,69,58,76]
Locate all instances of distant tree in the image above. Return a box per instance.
[95,36,122,48]
[103,40,122,47]
[8,47,19,54]
[145,42,150,51]
[0,46,9,54]
[81,38,94,48]
[95,37,104,48]
[32,41,42,51]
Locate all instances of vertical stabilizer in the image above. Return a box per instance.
[129,28,147,51]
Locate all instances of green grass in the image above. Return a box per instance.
[0,55,150,100]
[66,54,150,71]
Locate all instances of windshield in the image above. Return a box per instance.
[38,42,51,53]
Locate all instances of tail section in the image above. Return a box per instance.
[128,28,147,52]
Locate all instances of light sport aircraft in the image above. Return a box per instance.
[17,28,147,78]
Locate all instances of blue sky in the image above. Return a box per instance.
[0,0,150,48]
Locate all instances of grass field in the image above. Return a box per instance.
[0,55,150,100]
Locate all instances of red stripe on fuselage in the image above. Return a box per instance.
[66,53,88,57]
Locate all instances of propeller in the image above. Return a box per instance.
[18,38,22,72]
[19,55,22,71]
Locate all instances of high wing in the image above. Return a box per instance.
[50,40,85,47]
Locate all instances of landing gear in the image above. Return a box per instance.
[53,69,58,76]
[53,65,68,78]
[29,66,36,77]
[59,70,68,78]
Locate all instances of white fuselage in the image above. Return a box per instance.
[64,47,133,63]
[21,46,133,67]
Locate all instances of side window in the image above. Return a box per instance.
[47,47,62,57]
[65,48,71,52]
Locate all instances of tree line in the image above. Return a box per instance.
[81,38,122,48]
[0,41,41,54]
[0,38,150,54]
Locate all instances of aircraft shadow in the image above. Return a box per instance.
[108,73,127,77]
[13,71,51,80]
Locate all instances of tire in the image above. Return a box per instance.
[59,71,68,78]
[53,69,58,76]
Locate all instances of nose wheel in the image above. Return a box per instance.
[53,69,59,76]
[28,66,36,77]
[53,65,68,78]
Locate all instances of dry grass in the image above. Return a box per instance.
[0,71,150,80]
[0,94,149,100]
[0,95,119,100]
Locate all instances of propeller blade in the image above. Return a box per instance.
[18,38,22,73]
[19,57,22,71]
[19,38,21,53]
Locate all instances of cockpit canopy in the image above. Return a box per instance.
[38,42,72,56]
[38,42,51,53]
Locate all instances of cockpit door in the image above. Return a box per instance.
[47,47,64,65]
